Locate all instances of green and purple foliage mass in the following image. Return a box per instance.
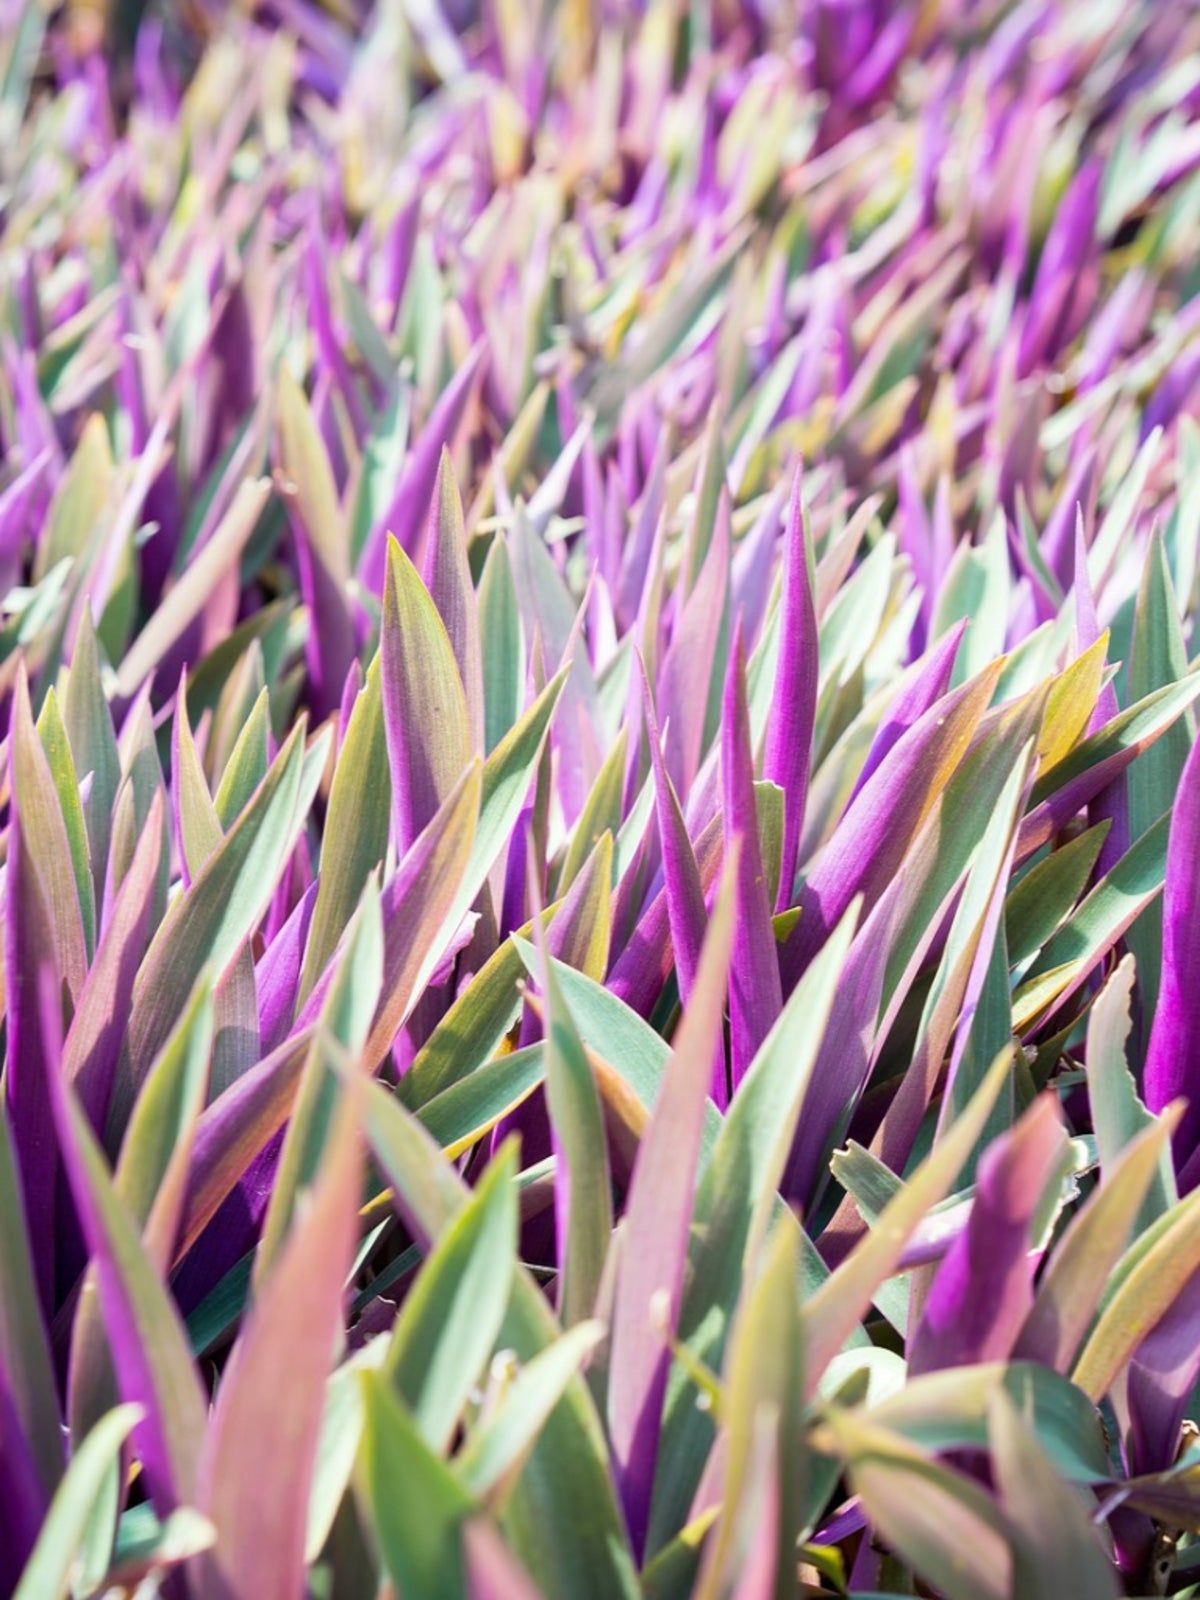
[5,0,1200,1594]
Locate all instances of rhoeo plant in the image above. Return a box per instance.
[6,0,1200,1596]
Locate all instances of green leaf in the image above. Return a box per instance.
[299,654,391,1006]
[818,1410,1011,1600]
[128,719,320,1085]
[276,364,349,583]
[538,920,613,1327]
[119,977,215,1260]
[304,1338,388,1563]
[417,1046,544,1157]
[11,667,88,1000]
[479,532,524,755]
[257,888,383,1285]
[52,1080,208,1511]
[453,666,569,933]
[0,1106,63,1493]
[359,1371,476,1600]
[648,901,858,1553]
[1072,1184,1200,1399]
[387,1141,518,1452]
[36,687,95,960]
[382,535,472,845]
[62,610,120,902]
[402,909,555,1108]
[696,1222,805,1600]
[360,1082,638,1600]
[13,1405,143,1600]
[988,1389,1120,1599]
[212,687,271,827]
[1029,670,1200,814]
[37,414,113,578]
[1004,825,1110,974]
[65,980,214,1452]
[458,1321,606,1501]
[1013,814,1170,1032]
[869,1363,1111,1481]
[1084,956,1176,1227]
[556,729,627,895]
[362,759,481,1073]
[1125,532,1193,1029]
[608,857,737,1559]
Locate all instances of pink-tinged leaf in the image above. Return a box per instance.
[464,1519,549,1600]
[175,1028,315,1269]
[194,1077,361,1600]
[381,535,473,854]
[49,1074,207,1515]
[608,850,737,1559]
[360,341,487,588]
[424,448,485,754]
[5,808,64,1311]
[63,790,164,1135]
[762,470,818,912]
[781,660,1001,987]
[1143,735,1200,1169]
[694,1221,802,1600]
[255,889,382,1287]
[722,627,782,1095]
[114,479,271,702]
[910,1096,1067,1375]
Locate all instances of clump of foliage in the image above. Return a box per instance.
[3,1,1200,1596]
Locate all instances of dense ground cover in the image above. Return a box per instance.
[4,0,1200,1594]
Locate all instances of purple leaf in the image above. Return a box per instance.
[722,626,782,1094]
[762,469,818,911]
[910,1096,1067,1376]
[1143,735,1200,1168]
